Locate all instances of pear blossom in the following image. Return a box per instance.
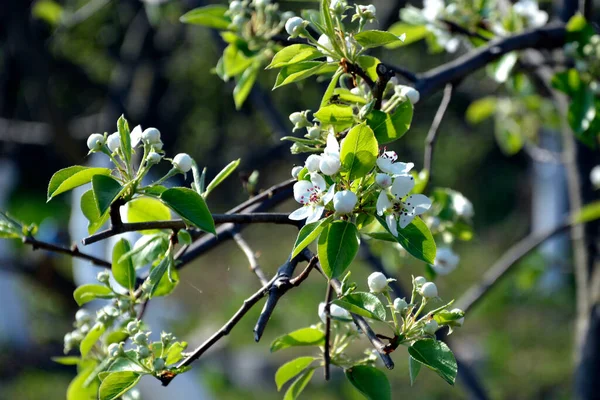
[423,319,439,334]
[147,152,162,165]
[368,272,388,293]
[513,0,548,27]
[306,124,321,139]
[395,85,420,104]
[305,154,322,173]
[376,151,414,176]
[330,0,347,13]
[87,133,105,151]
[318,302,352,323]
[590,165,600,188]
[319,133,341,175]
[393,297,408,312]
[289,111,311,131]
[285,17,305,38]
[453,193,474,218]
[376,175,432,235]
[291,166,303,178]
[173,153,192,173]
[414,276,427,286]
[420,282,438,298]
[333,190,358,214]
[106,132,120,152]
[431,247,459,275]
[358,4,376,20]
[421,0,461,53]
[289,173,335,224]
[142,127,161,145]
[376,173,393,188]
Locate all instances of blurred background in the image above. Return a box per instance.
[0,0,598,399]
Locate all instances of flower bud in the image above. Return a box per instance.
[404,88,420,105]
[229,1,242,13]
[107,343,120,358]
[285,17,305,38]
[142,128,161,145]
[451,308,465,327]
[161,332,175,346]
[420,282,438,298]
[87,133,106,151]
[103,306,119,318]
[368,272,388,293]
[117,298,131,311]
[153,357,166,371]
[133,332,148,346]
[375,173,392,188]
[305,154,322,173]
[453,193,474,218]
[147,152,162,165]
[173,153,193,173]
[75,309,91,325]
[414,276,427,286]
[97,270,110,284]
[106,132,121,152]
[291,166,303,179]
[254,0,269,7]
[127,320,140,335]
[590,165,600,188]
[232,14,247,29]
[318,302,351,323]
[318,34,334,54]
[319,155,340,176]
[289,111,311,131]
[333,190,357,214]
[359,4,376,19]
[393,297,408,313]
[423,319,439,334]
[306,125,321,139]
[137,346,150,359]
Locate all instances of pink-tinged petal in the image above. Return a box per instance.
[322,184,335,204]
[130,125,143,147]
[399,212,415,229]
[376,191,392,216]
[306,205,324,224]
[293,180,314,204]
[390,175,415,199]
[386,214,398,237]
[311,173,327,192]
[406,194,432,215]
[325,133,340,155]
[382,150,397,161]
[289,206,312,221]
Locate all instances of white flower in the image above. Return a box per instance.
[414,276,427,286]
[330,0,347,12]
[106,132,121,152]
[423,0,444,22]
[513,0,548,27]
[289,111,311,131]
[334,190,358,214]
[359,4,376,19]
[291,166,303,178]
[393,298,408,312]
[376,175,432,235]
[229,1,243,13]
[453,193,474,218]
[130,125,143,147]
[307,125,321,139]
[590,165,600,188]
[285,17,305,38]
[147,152,162,165]
[87,133,105,151]
[142,127,161,145]
[289,173,335,224]
[319,133,341,175]
[375,173,392,188]
[368,272,388,293]
[75,309,91,324]
[420,282,438,298]
[376,151,414,176]
[431,247,459,275]
[395,85,420,105]
[305,154,322,173]
[173,153,193,173]
[318,302,352,323]
[451,308,465,327]
[424,319,439,334]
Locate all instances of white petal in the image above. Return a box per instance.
[399,212,415,229]
[319,155,341,176]
[311,173,327,192]
[389,162,414,175]
[376,158,393,174]
[293,180,314,204]
[406,194,432,215]
[305,155,322,173]
[289,206,312,221]
[390,175,415,199]
[376,191,392,215]
[322,184,335,204]
[306,205,324,224]
[386,214,398,237]
[325,133,339,156]
[130,125,143,147]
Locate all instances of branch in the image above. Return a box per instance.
[23,236,110,268]
[324,281,333,381]
[373,64,396,110]
[232,230,269,286]
[423,84,453,184]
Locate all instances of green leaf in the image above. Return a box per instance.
[320,68,343,108]
[494,118,523,155]
[466,97,497,124]
[387,23,429,47]
[320,0,337,50]
[73,284,114,306]
[273,61,326,89]
[67,363,98,400]
[284,367,315,400]
[275,357,316,391]
[291,217,332,258]
[375,216,436,264]
[107,356,146,374]
[204,159,241,197]
[409,356,422,386]
[145,256,171,297]
[91,175,123,216]
[268,44,323,69]
[572,201,600,224]
[354,30,405,49]
[32,0,63,26]
[333,292,387,322]
[47,166,112,201]
[52,356,81,366]
[340,123,379,180]
[333,88,368,105]
[408,339,457,385]
[318,220,360,279]
[356,56,381,82]
[234,63,260,109]
[165,342,188,365]
[160,187,216,234]
[314,104,355,126]
[126,197,171,234]
[345,365,391,400]
[180,5,231,29]
[80,323,106,358]
[433,309,464,325]
[270,327,325,352]
[112,239,136,291]
[222,45,254,79]
[117,115,132,166]
[366,102,413,145]
[98,371,142,400]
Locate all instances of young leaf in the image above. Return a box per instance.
[366,102,413,145]
[67,363,99,400]
[126,197,172,234]
[112,239,136,291]
[160,187,216,234]
[80,323,106,358]
[284,367,315,400]
[320,68,343,108]
[267,44,323,69]
[409,356,422,386]
[145,256,171,297]
[165,342,188,365]
[275,356,316,391]
[408,339,458,385]
[52,356,81,366]
[73,284,114,306]
[354,30,405,49]
[572,200,600,224]
[91,175,123,216]
[291,216,332,258]
[81,189,109,234]
[340,123,379,180]
[234,63,260,109]
[180,5,231,29]
[332,292,387,322]
[357,56,381,82]
[318,220,359,279]
[466,97,497,124]
[270,328,325,352]
[107,356,146,374]
[375,216,436,264]
[47,166,111,201]
[222,45,254,78]
[387,23,429,48]
[98,371,142,400]
[345,365,391,400]
[314,104,355,126]
[273,61,326,89]
[204,158,241,197]
[117,115,132,165]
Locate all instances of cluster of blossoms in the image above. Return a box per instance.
[226,0,295,45]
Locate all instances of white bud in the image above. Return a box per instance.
[137,346,150,358]
[291,166,303,179]
[423,319,439,334]
[318,34,334,54]
[106,132,121,152]
[289,111,306,125]
[414,276,427,286]
[173,153,193,173]
[130,125,143,147]
[319,155,341,175]
[431,247,460,276]
[368,272,388,293]
[590,165,600,188]
[147,152,162,165]
[451,308,465,327]
[333,190,357,214]
[375,173,392,188]
[107,343,120,358]
[285,17,305,37]
[393,298,408,312]
[307,125,321,139]
[127,321,140,334]
[142,127,161,144]
[229,1,243,13]
[133,332,148,345]
[360,4,376,18]
[404,88,420,104]
[97,270,110,283]
[420,282,438,298]
[232,14,247,28]
[453,193,474,218]
[350,87,362,96]
[318,302,351,323]
[87,133,106,151]
[153,357,166,371]
[75,309,91,325]
[305,154,322,173]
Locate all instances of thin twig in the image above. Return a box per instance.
[23,236,111,268]
[324,281,333,381]
[232,230,269,286]
[373,64,396,110]
[423,84,453,185]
